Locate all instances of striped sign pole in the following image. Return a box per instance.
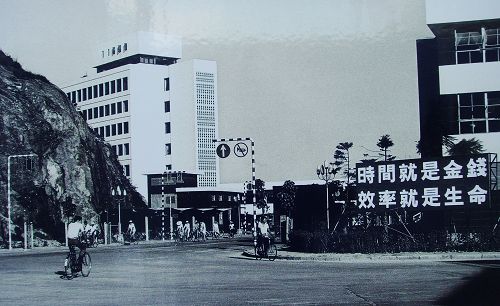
[161,172,165,241]
[213,137,256,247]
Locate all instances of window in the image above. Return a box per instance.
[116,79,122,92]
[117,102,122,113]
[93,85,98,97]
[124,165,130,176]
[105,104,110,116]
[112,124,116,136]
[105,82,110,95]
[123,43,128,51]
[111,80,115,94]
[112,145,116,153]
[165,143,171,155]
[165,122,171,133]
[99,84,104,97]
[87,108,93,120]
[123,100,128,112]
[67,92,71,100]
[99,106,104,117]
[81,110,87,120]
[123,77,128,91]
[456,31,483,64]
[77,90,81,102]
[111,103,116,115]
[164,101,170,112]
[71,91,76,103]
[118,144,123,156]
[166,164,172,170]
[99,126,104,137]
[124,122,129,134]
[82,88,87,101]
[105,125,110,137]
[117,45,121,53]
[93,107,98,118]
[124,143,130,155]
[164,78,170,91]
[117,122,123,135]
[88,87,92,99]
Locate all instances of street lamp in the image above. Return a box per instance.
[316,160,337,231]
[112,186,126,236]
[7,154,37,250]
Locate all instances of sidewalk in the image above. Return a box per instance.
[0,239,176,257]
[242,246,500,262]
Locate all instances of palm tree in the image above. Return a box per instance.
[377,134,395,161]
[447,138,484,156]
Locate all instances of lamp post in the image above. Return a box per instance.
[7,154,37,250]
[112,186,126,236]
[316,160,337,231]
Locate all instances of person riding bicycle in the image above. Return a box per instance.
[127,220,136,242]
[200,221,207,241]
[183,221,191,241]
[257,217,271,254]
[67,215,85,272]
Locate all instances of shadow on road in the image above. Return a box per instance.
[435,268,500,305]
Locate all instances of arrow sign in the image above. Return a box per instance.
[216,144,230,158]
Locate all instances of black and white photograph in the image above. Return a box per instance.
[0,0,499,305]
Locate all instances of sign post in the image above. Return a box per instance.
[213,137,256,246]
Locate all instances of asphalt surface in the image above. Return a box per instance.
[0,238,499,305]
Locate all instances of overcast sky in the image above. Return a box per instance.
[0,0,432,184]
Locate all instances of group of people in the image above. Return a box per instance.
[176,220,209,241]
[67,216,99,248]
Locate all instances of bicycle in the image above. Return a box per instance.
[124,232,139,245]
[254,236,277,261]
[64,238,92,279]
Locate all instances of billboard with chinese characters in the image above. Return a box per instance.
[356,154,492,210]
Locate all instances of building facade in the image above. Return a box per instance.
[61,32,219,199]
[417,0,500,157]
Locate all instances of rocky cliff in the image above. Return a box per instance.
[0,50,145,243]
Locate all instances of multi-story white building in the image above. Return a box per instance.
[61,32,219,199]
[417,0,500,158]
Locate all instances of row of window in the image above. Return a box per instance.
[93,121,130,138]
[81,100,129,121]
[455,28,500,64]
[441,91,500,135]
[67,77,128,103]
[111,143,130,157]
[102,43,128,58]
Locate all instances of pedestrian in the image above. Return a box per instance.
[176,220,184,241]
[213,221,220,238]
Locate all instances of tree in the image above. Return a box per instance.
[333,142,354,183]
[447,138,484,156]
[277,180,297,217]
[377,134,395,161]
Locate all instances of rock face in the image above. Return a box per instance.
[0,50,145,242]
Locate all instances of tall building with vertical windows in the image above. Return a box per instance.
[417,0,500,158]
[61,32,219,199]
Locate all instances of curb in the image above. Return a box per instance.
[241,249,500,262]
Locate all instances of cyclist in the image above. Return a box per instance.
[257,217,271,255]
[213,221,220,239]
[183,221,191,241]
[127,220,136,243]
[229,221,235,238]
[200,221,207,241]
[66,215,84,274]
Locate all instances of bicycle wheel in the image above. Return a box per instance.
[268,244,277,261]
[81,252,92,277]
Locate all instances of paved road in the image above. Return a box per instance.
[0,238,497,305]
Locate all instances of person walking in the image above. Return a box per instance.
[200,221,207,241]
